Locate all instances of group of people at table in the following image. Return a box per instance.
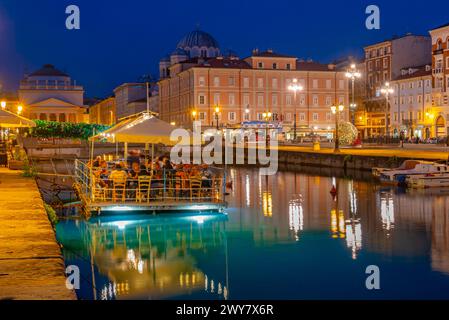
[86,153,216,202]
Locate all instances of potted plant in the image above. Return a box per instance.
[8,147,27,170]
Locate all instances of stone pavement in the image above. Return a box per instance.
[0,168,75,300]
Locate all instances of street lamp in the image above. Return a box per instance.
[17,105,23,115]
[262,111,272,146]
[331,104,345,152]
[380,82,394,141]
[1,101,6,110]
[288,78,304,141]
[345,64,361,125]
[214,106,220,131]
[191,109,197,121]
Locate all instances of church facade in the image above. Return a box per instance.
[18,64,87,123]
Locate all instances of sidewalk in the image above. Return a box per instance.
[0,168,75,300]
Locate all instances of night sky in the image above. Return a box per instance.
[0,0,448,98]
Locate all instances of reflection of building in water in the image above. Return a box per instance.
[71,215,229,300]
[345,219,362,260]
[289,198,304,241]
[331,209,346,239]
[380,191,395,232]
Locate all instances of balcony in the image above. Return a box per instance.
[433,49,444,55]
[433,68,444,74]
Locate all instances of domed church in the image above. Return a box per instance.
[159,28,220,78]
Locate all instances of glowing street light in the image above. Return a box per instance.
[345,64,361,125]
[17,105,23,115]
[214,106,220,130]
[380,82,394,140]
[1,101,6,110]
[191,109,197,121]
[331,104,345,153]
[288,78,304,140]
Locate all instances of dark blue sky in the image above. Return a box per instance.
[0,0,448,98]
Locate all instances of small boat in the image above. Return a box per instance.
[372,160,449,185]
[406,173,449,188]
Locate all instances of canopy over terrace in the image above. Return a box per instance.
[91,113,182,146]
[90,113,191,162]
[0,109,36,128]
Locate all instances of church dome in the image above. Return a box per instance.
[177,29,220,50]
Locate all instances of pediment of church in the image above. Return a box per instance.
[30,98,81,108]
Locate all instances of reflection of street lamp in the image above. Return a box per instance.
[214,106,220,130]
[345,64,361,125]
[17,105,23,115]
[331,104,344,152]
[1,101,6,110]
[380,82,394,140]
[288,78,304,140]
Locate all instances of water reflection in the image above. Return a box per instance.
[57,214,229,300]
[57,167,449,299]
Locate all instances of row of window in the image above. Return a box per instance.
[392,110,432,122]
[192,111,345,122]
[396,79,432,90]
[365,46,391,59]
[256,61,292,70]
[367,58,389,71]
[393,94,432,105]
[199,76,346,90]
[198,93,346,107]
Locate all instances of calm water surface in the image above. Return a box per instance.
[56,167,449,300]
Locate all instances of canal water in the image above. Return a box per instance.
[56,166,449,300]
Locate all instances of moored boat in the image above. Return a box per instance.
[373,160,449,185]
[406,173,449,188]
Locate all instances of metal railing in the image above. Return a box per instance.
[74,160,226,205]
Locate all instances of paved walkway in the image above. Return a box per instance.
[272,145,449,161]
[0,168,75,300]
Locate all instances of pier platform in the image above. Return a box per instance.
[0,168,75,300]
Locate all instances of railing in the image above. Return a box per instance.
[74,160,226,206]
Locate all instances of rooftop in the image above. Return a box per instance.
[392,65,432,81]
[28,64,69,77]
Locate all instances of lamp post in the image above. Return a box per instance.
[331,104,345,152]
[214,106,220,131]
[288,78,304,141]
[191,109,197,121]
[380,82,394,142]
[17,105,23,115]
[345,64,361,125]
[1,101,6,110]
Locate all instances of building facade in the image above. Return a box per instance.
[389,65,433,139]
[89,96,116,125]
[363,34,431,137]
[18,64,87,123]
[430,23,449,138]
[159,30,349,137]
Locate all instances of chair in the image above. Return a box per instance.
[136,176,151,203]
[190,176,203,201]
[112,176,127,202]
[92,177,106,202]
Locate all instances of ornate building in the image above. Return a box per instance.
[18,64,87,123]
[430,23,449,138]
[158,29,349,137]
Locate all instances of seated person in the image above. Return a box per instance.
[109,164,128,183]
[128,162,141,180]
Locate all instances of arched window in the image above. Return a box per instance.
[59,113,66,122]
[39,113,47,121]
[437,39,443,50]
[49,113,57,122]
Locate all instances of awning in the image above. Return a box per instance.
[91,113,181,146]
[0,109,36,128]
